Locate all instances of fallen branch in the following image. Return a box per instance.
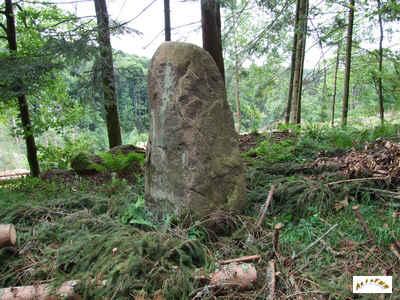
[352,205,376,243]
[0,172,29,180]
[390,243,400,261]
[256,185,276,227]
[0,280,80,300]
[218,255,261,265]
[0,224,16,248]
[265,260,276,300]
[292,224,338,260]
[327,176,387,186]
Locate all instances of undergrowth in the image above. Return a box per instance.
[1,124,400,298]
[246,123,400,163]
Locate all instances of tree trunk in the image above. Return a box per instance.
[94,0,122,148]
[341,0,355,127]
[320,63,327,122]
[234,55,241,133]
[164,0,171,41]
[233,3,241,133]
[296,0,309,123]
[201,0,225,81]
[0,224,16,248]
[289,0,308,124]
[331,42,341,127]
[5,0,40,177]
[0,281,80,300]
[377,0,384,125]
[285,0,300,124]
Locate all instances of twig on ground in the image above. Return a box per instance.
[318,239,345,256]
[265,260,276,300]
[273,223,284,258]
[218,255,261,265]
[292,224,338,260]
[285,290,327,299]
[191,283,240,299]
[289,275,304,300]
[256,185,276,227]
[352,205,376,243]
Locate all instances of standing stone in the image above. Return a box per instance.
[145,42,246,217]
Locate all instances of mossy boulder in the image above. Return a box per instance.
[70,152,101,175]
[70,145,145,182]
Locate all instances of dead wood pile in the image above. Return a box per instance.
[313,139,400,182]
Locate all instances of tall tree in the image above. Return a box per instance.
[285,0,300,124]
[164,0,171,41]
[231,0,242,132]
[296,0,308,123]
[376,0,384,125]
[331,42,341,127]
[4,0,40,177]
[341,0,355,127]
[289,0,309,124]
[320,63,328,121]
[201,0,225,80]
[94,0,122,148]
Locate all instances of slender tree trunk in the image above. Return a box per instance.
[285,0,300,124]
[377,0,384,125]
[341,0,355,127]
[11,117,20,143]
[320,63,327,122]
[234,54,241,133]
[94,0,122,148]
[164,0,171,41]
[201,0,225,81]
[331,42,340,127]
[296,0,308,123]
[290,0,308,124]
[232,2,241,133]
[5,0,40,177]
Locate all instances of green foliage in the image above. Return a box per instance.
[121,195,155,229]
[37,134,96,170]
[249,138,297,162]
[0,4,95,102]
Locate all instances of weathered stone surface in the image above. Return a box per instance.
[145,42,246,217]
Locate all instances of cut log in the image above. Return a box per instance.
[0,281,80,300]
[0,224,16,248]
[210,263,257,290]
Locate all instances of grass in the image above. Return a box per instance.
[0,124,399,299]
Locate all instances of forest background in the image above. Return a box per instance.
[1,0,399,171]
